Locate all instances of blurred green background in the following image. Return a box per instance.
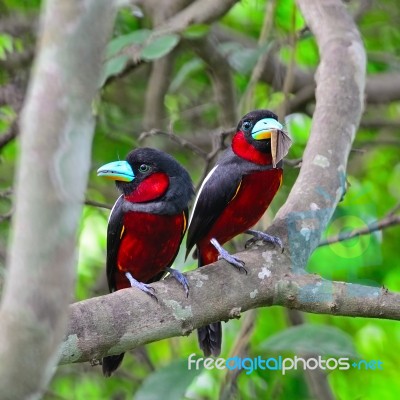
[1,0,399,399]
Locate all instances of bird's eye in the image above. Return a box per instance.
[138,164,150,173]
[242,121,252,131]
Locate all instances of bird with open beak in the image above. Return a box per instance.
[186,109,292,357]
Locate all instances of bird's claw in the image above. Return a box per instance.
[210,238,247,274]
[166,267,189,297]
[217,253,247,274]
[125,272,158,301]
[245,230,284,253]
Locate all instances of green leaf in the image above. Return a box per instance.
[134,359,202,400]
[182,24,210,39]
[0,33,14,60]
[100,54,130,87]
[140,34,180,61]
[227,42,273,74]
[259,324,359,358]
[106,30,151,58]
[169,58,203,92]
[228,48,259,74]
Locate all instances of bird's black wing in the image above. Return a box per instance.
[186,159,243,257]
[106,194,124,292]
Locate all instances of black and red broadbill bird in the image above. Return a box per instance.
[186,109,292,357]
[97,148,194,376]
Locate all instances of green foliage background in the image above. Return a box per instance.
[0,0,399,399]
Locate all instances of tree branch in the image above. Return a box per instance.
[142,1,188,130]
[156,0,240,36]
[192,35,237,128]
[60,252,400,365]
[124,0,239,64]
[213,25,400,109]
[143,54,176,130]
[0,1,117,399]
[139,129,209,159]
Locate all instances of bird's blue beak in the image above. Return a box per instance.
[97,160,135,182]
[251,118,283,140]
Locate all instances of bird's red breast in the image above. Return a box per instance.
[124,172,169,203]
[115,211,186,288]
[197,168,282,265]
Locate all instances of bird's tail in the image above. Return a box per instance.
[197,322,222,357]
[197,248,222,357]
[102,353,125,377]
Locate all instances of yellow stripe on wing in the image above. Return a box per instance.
[182,211,187,235]
[229,180,242,203]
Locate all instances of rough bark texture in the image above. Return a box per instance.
[272,0,367,266]
[57,0,379,367]
[0,1,116,399]
[60,251,400,365]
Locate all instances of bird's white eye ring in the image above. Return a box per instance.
[242,121,252,131]
[139,164,150,173]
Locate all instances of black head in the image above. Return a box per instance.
[236,109,280,153]
[119,148,186,193]
[233,109,292,167]
[98,147,194,206]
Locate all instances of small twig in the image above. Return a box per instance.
[0,189,13,198]
[282,84,316,115]
[319,211,400,247]
[283,146,365,169]
[0,210,13,223]
[388,203,400,217]
[349,148,366,154]
[284,157,302,168]
[84,200,112,210]
[359,118,400,130]
[139,129,208,159]
[356,139,400,147]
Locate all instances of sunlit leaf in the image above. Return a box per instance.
[106,29,151,58]
[0,33,14,60]
[100,54,130,87]
[140,34,180,61]
[182,24,210,39]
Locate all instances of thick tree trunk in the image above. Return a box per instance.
[0,1,116,399]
